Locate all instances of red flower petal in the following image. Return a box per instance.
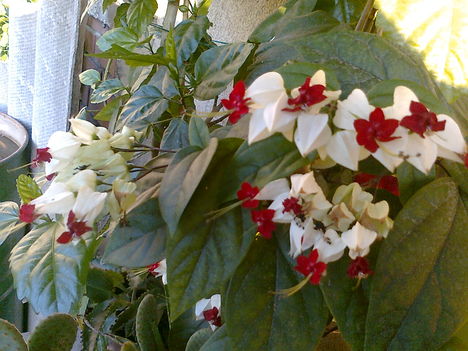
[400,101,446,137]
[237,182,260,208]
[19,204,36,223]
[57,231,73,244]
[294,249,327,285]
[221,81,251,124]
[346,256,373,278]
[354,173,399,196]
[66,211,92,237]
[282,197,303,216]
[32,147,52,167]
[285,77,327,111]
[251,209,276,239]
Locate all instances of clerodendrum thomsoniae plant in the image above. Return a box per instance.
[0,0,467,350]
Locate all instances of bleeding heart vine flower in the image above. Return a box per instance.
[327,89,406,172]
[148,259,167,285]
[221,81,251,124]
[236,182,260,208]
[347,256,373,279]
[32,147,52,167]
[294,249,327,285]
[255,172,332,257]
[385,86,467,173]
[251,209,276,239]
[19,204,37,223]
[314,229,346,263]
[354,173,400,197]
[57,210,92,244]
[30,182,75,216]
[195,294,222,330]
[341,222,377,259]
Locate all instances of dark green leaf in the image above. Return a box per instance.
[16,175,41,204]
[441,160,468,195]
[276,62,340,90]
[174,16,211,66]
[365,178,468,350]
[247,30,438,97]
[438,322,468,351]
[248,0,320,43]
[186,328,213,351]
[10,222,91,315]
[189,118,209,148]
[194,43,254,100]
[199,326,229,351]
[127,0,157,35]
[150,66,179,98]
[167,139,247,320]
[0,318,28,351]
[94,95,125,122]
[397,162,436,204]
[168,308,207,351]
[118,85,166,129]
[96,27,139,52]
[316,0,367,24]
[221,134,308,202]
[103,198,167,268]
[86,268,124,303]
[160,118,190,151]
[224,234,329,351]
[90,79,125,104]
[0,201,20,246]
[136,294,164,351]
[79,69,101,87]
[28,314,78,351]
[114,3,130,28]
[90,45,169,67]
[159,138,217,233]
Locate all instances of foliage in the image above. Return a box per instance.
[0,0,467,351]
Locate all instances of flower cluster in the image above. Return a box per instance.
[19,119,142,244]
[223,72,467,174]
[248,172,392,284]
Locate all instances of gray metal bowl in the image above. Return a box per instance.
[0,112,29,165]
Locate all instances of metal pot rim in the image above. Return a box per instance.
[0,112,29,164]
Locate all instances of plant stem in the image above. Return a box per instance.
[161,0,179,44]
[355,0,375,32]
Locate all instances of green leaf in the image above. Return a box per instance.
[160,118,190,151]
[165,29,177,64]
[221,134,308,202]
[367,79,452,115]
[438,322,468,351]
[86,268,124,303]
[224,234,329,351]
[28,313,78,351]
[194,43,254,100]
[118,85,166,129]
[397,162,436,204]
[0,201,20,247]
[102,0,117,11]
[199,326,229,351]
[79,69,101,87]
[103,198,167,268]
[126,0,157,35]
[374,0,468,102]
[90,79,126,104]
[189,118,209,148]
[0,318,28,351]
[316,0,367,24]
[441,160,468,195]
[246,30,438,98]
[248,0,320,43]
[166,139,248,320]
[186,328,213,351]
[365,178,468,350]
[168,308,207,351]
[96,27,139,52]
[10,222,91,315]
[173,16,211,66]
[159,138,218,233]
[90,44,169,67]
[16,174,41,204]
[276,61,340,90]
[94,95,125,122]
[195,0,212,16]
[136,294,164,351]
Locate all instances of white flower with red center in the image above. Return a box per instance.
[148,259,167,285]
[341,222,377,259]
[30,182,75,216]
[44,131,82,176]
[327,89,406,172]
[255,172,332,257]
[314,228,346,263]
[385,86,466,173]
[246,70,340,153]
[195,294,222,330]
